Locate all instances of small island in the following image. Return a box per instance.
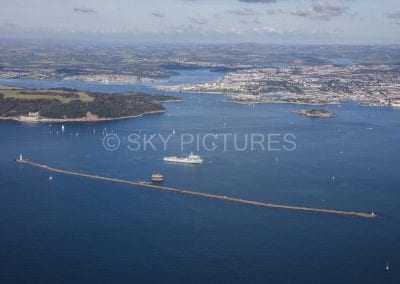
[0,87,179,122]
[296,109,335,118]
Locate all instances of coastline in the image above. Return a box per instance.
[158,88,343,106]
[0,109,166,123]
[225,99,340,106]
[155,99,184,103]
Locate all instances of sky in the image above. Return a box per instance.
[0,0,399,44]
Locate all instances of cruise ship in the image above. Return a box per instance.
[163,153,203,164]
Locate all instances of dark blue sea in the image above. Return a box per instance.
[0,70,399,283]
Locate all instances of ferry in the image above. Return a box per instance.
[163,153,203,164]
[151,173,164,182]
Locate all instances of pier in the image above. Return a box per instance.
[16,159,377,219]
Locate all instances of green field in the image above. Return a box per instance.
[0,89,94,103]
[0,87,177,120]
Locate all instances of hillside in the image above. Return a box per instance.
[0,87,178,122]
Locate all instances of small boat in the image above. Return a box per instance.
[49,176,53,181]
[151,173,164,182]
[386,262,390,271]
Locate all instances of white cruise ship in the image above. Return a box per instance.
[163,153,203,164]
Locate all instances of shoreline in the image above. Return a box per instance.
[0,109,166,123]
[225,99,340,106]
[155,99,183,103]
[160,88,400,109]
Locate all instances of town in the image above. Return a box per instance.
[159,64,400,107]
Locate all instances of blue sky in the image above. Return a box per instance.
[0,0,399,44]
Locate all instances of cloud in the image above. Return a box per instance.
[387,12,400,19]
[163,24,204,34]
[239,19,262,24]
[2,22,17,29]
[386,11,400,25]
[189,16,208,25]
[159,22,285,36]
[238,0,278,3]
[73,6,95,13]
[152,12,166,18]
[226,8,263,16]
[280,1,348,20]
[253,26,281,34]
[184,0,278,3]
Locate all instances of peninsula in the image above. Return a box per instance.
[0,87,179,122]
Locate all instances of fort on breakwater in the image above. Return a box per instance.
[16,159,377,219]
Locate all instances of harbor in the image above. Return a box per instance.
[16,158,377,219]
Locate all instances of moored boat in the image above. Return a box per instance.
[151,173,164,182]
